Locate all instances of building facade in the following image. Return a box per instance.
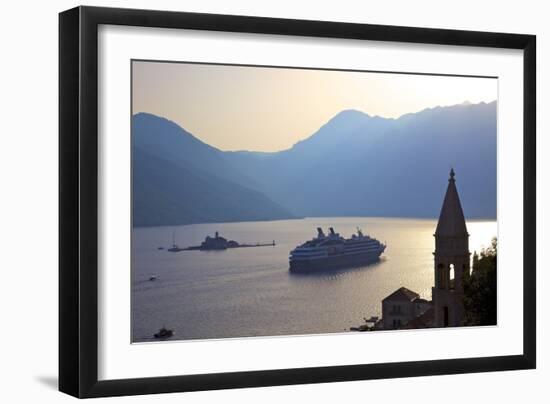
[382,287,432,329]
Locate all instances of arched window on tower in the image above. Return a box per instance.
[437,263,445,289]
[449,264,455,290]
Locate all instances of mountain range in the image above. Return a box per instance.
[132,101,497,227]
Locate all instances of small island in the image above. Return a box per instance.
[184,232,275,251]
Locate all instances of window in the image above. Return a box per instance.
[450,264,455,290]
[437,263,445,289]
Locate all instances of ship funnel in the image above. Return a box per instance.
[317,227,325,237]
[329,227,335,235]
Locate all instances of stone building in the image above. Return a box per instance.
[382,287,432,330]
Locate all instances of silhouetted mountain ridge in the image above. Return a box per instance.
[132,114,296,227]
[132,101,496,226]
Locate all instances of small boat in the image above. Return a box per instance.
[154,326,174,339]
[157,247,164,250]
[167,229,183,252]
[149,275,157,281]
[350,324,371,332]
[365,316,379,323]
[350,316,380,332]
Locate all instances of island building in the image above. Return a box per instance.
[202,231,239,250]
[183,231,275,251]
[377,169,470,330]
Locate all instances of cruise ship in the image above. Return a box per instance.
[289,227,386,272]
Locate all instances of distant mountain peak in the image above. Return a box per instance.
[288,109,373,151]
[331,109,371,120]
[133,111,176,127]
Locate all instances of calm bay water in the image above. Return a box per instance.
[132,217,496,342]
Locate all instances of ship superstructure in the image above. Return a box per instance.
[289,227,385,272]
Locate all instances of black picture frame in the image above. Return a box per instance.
[59,5,536,398]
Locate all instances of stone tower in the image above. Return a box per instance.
[432,169,470,327]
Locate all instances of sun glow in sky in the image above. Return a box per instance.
[132,61,497,152]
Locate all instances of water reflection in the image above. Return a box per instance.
[288,259,386,278]
[132,217,496,342]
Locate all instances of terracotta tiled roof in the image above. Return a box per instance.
[413,298,431,304]
[435,169,468,238]
[404,307,435,329]
[382,287,419,302]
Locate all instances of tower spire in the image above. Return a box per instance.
[435,168,468,237]
[432,168,470,328]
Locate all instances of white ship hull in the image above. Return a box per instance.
[290,246,385,272]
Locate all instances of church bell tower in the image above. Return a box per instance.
[432,169,470,327]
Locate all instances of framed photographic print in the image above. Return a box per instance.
[59,6,536,398]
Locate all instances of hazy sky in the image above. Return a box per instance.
[132,61,497,152]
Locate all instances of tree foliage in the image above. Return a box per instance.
[463,238,497,326]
